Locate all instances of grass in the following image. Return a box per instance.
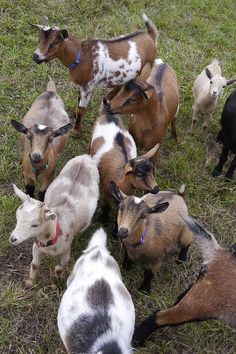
[0,0,236,353]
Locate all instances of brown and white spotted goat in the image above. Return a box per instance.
[111,182,193,292]
[108,58,179,150]
[30,15,157,134]
[90,105,159,225]
[10,155,99,287]
[133,218,236,346]
[11,79,71,201]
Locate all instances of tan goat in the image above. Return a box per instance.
[107,58,179,150]
[30,15,157,135]
[110,182,193,292]
[11,79,71,201]
[133,218,236,346]
[190,59,236,133]
[90,106,159,225]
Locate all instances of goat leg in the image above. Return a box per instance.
[225,154,236,180]
[212,145,229,177]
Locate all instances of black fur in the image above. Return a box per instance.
[139,269,154,293]
[184,218,212,240]
[105,112,120,126]
[156,63,167,99]
[133,311,158,346]
[115,132,128,162]
[66,312,111,354]
[99,341,122,354]
[213,88,236,178]
[87,279,114,310]
[25,184,35,198]
[102,31,143,44]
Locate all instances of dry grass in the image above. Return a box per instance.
[0,0,236,353]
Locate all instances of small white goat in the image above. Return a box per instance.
[190,59,236,133]
[10,155,99,286]
[58,228,135,354]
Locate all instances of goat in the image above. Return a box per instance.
[190,59,236,133]
[58,228,135,354]
[30,14,158,135]
[10,155,99,287]
[110,182,193,292]
[90,106,159,225]
[133,218,236,346]
[212,88,236,180]
[11,78,71,201]
[107,58,179,150]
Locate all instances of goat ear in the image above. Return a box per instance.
[148,202,169,214]
[53,123,72,138]
[11,120,28,135]
[44,210,57,221]
[60,29,69,40]
[124,162,133,175]
[13,184,28,202]
[205,67,213,80]
[28,22,44,31]
[110,181,125,203]
[140,143,160,160]
[226,78,236,86]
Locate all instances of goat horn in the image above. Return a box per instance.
[43,16,49,27]
[28,22,44,30]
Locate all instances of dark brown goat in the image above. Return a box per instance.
[11,79,71,201]
[108,58,179,150]
[133,218,236,346]
[30,15,157,135]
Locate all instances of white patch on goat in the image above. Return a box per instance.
[134,196,142,204]
[37,124,47,130]
[42,26,51,31]
[95,41,142,87]
[91,122,137,165]
[34,48,45,60]
[155,58,164,66]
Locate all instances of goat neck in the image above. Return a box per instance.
[116,174,135,196]
[123,222,146,248]
[57,35,81,68]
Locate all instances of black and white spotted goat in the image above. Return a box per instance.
[58,228,135,354]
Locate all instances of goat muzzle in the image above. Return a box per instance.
[150,186,159,194]
[33,53,45,64]
[117,227,129,239]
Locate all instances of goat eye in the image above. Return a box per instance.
[210,81,212,84]
[31,224,39,228]
[223,85,226,88]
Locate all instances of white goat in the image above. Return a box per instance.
[10,155,99,286]
[58,228,135,354]
[190,59,236,133]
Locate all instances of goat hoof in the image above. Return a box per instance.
[212,168,221,177]
[139,284,151,294]
[55,265,64,279]
[25,278,34,288]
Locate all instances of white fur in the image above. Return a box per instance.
[37,124,47,130]
[58,228,135,354]
[95,41,142,87]
[155,58,164,65]
[34,48,45,60]
[10,155,100,283]
[92,121,137,165]
[134,196,142,204]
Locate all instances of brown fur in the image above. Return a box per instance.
[109,61,179,150]
[115,188,192,290]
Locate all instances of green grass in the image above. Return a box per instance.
[0,0,236,353]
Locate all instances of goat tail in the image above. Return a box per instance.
[211,58,219,66]
[47,76,57,92]
[142,14,158,43]
[178,183,186,199]
[184,217,220,262]
[87,228,107,250]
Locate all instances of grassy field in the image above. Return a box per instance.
[1,0,236,353]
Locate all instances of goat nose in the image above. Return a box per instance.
[33,53,39,61]
[117,227,129,239]
[150,186,159,194]
[10,235,17,244]
[213,90,217,95]
[31,153,41,163]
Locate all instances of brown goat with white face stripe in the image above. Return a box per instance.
[108,59,179,150]
[11,79,71,201]
[111,182,193,292]
[30,15,157,135]
[133,218,236,346]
